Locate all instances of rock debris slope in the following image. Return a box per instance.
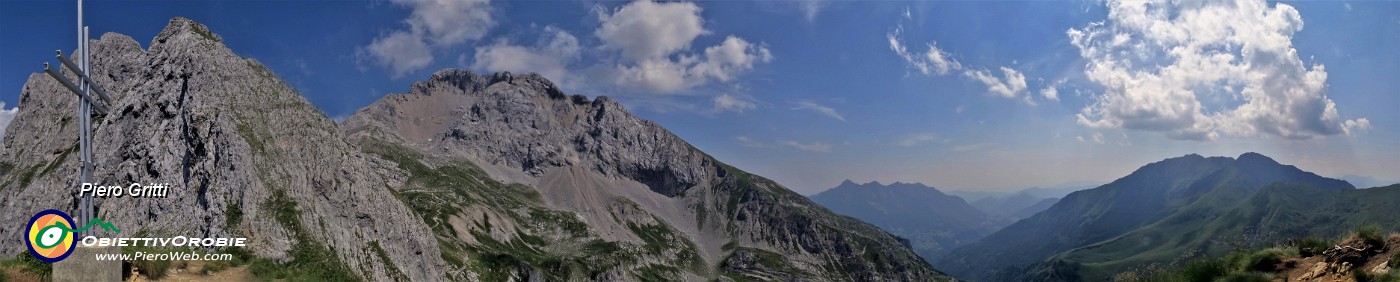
[0,17,949,281]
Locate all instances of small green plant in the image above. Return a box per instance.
[121,245,175,279]
[1389,251,1399,268]
[132,259,172,279]
[202,260,229,275]
[190,25,219,42]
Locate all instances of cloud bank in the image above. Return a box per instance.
[1070,0,1368,141]
[363,0,496,77]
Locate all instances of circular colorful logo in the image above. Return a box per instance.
[26,209,76,263]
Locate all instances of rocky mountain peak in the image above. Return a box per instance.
[347,68,720,197]
[152,17,222,49]
[411,68,572,101]
[1,17,444,281]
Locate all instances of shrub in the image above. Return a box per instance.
[202,260,230,275]
[1295,236,1330,257]
[1237,250,1282,272]
[1,251,51,279]
[1354,269,1376,282]
[1111,265,1177,282]
[132,259,172,280]
[1357,224,1385,245]
[1390,251,1400,268]
[1218,272,1272,282]
[1180,258,1228,282]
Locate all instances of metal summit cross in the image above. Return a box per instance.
[41,0,112,239]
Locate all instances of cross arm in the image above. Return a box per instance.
[55,50,113,104]
[43,62,109,115]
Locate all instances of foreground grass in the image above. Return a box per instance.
[1115,225,1400,282]
[0,251,51,280]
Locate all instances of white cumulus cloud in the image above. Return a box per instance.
[472,26,580,84]
[594,1,773,94]
[363,0,496,77]
[596,0,708,62]
[1040,80,1064,101]
[1070,0,1367,141]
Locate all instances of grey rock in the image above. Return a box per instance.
[0,17,444,281]
[345,70,719,197]
[345,69,951,281]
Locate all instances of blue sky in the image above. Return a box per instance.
[2,0,1397,194]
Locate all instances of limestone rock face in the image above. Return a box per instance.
[345,69,950,281]
[0,17,444,281]
[344,69,719,197]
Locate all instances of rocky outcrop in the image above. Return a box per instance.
[345,69,951,281]
[0,17,442,281]
[344,70,719,197]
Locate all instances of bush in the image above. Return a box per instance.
[1180,258,1228,282]
[1237,250,1282,272]
[1295,236,1330,257]
[1357,224,1385,245]
[1111,267,1178,282]
[1218,272,1272,282]
[1390,251,1400,268]
[131,259,172,280]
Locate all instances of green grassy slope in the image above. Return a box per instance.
[1063,184,1400,281]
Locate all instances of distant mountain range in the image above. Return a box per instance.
[935,152,1397,281]
[1337,174,1400,189]
[945,184,1090,222]
[808,180,1012,261]
[946,183,1096,202]
[970,193,1058,222]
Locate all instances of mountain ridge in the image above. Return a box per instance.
[937,152,1355,281]
[809,179,1001,262]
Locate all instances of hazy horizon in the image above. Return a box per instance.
[3,0,1396,195]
